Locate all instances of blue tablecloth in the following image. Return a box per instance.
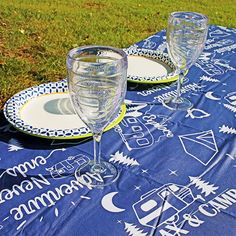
[0,25,236,236]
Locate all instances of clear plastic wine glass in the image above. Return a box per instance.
[66,46,127,187]
[163,12,208,110]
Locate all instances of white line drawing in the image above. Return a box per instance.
[167,188,228,236]
[16,220,26,231]
[205,39,234,50]
[205,91,221,101]
[80,195,91,200]
[8,138,23,152]
[223,104,236,113]
[0,148,65,179]
[132,183,196,229]
[209,29,231,38]
[46,154,90,179]
[127,44,139,51]
[157,42,166,52]
[39,216,44,222]
[137,80,172,97]
[214,59,235,71]
[226,149,236,160]
[226,154,235,160]
[141,169,148,174]
[198,51,212,61]
[224,92,236,106]
[200,75,220,83]
[215,43,236,54]
[168,169,178,176]
[189,176,218,197]
[143,39,157,49]
[218,26,236,34]
[219,125,236,135]
[223,92,236,113]
[54,208,59,217]
[125,104,147,118]
[114,117,154,151]
[156,83,204,102]
[196,60,224,76]
[124,222,148,236]
[179,130,218,166]
[195,52,233,76]
[109,151,139,167]
[143,114,173,140]
[101,192,125,213]
[134,186,142,191]
[205,38,215,45]
[3,217,9,222]
[185,108,210,119]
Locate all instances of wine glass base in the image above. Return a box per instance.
[75,160,119,188]
[162,97,193,111]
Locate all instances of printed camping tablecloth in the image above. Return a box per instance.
[0,25,236,236]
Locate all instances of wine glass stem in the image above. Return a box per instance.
[92,132,104,173]
[174,70,184,103]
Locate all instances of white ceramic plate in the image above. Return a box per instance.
[3,79,126,139]
[124,48,178,84]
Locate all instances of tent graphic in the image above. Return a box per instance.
[179,130,218,166]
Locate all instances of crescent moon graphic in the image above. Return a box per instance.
[205,91,221,101]
[101,192,125,213]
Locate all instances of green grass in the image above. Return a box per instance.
[0,0,236,109]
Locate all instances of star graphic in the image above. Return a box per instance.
[168,169,178,176]
[134,185,141,191]
[141,169,148,174]
[117,220,122,224]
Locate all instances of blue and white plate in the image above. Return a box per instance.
[3,79,126,139]
[124,48,178,84]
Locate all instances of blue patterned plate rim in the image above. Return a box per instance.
[3,79,126,139]
[124,48,179,84]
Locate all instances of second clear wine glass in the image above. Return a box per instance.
[163,11,208,110]
[67,46,127,187]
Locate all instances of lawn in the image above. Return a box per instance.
[0,0,236,109]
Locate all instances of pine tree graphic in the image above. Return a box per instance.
[223,104,236,113]
[200,75,219,83]
[8,138,23,152]
[219,125,236,135]
[109,151,139,167]
[126,104,146,118]
[189,176,219,197]
[124,222,148,236]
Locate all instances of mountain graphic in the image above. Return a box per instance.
[179,130,218,166]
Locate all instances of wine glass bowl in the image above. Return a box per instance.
[163,12,208,110]
[67,46,127,187]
